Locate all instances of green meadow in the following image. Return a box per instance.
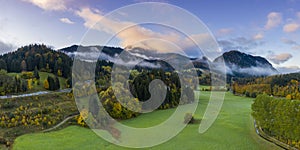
[13,92,281,150]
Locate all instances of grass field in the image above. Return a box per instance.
[13,92,282,150]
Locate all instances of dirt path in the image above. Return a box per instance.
[43,114,78,133]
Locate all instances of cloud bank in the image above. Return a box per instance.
[75,7,212,54]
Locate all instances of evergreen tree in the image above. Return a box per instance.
[34,66,40,79]
[0,59,7,70]
[47,76,55,90]
[55,76,60,90]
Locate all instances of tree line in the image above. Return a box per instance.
[252,94,300,148]
[231,73,300,100]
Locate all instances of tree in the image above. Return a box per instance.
[34,66,40,79]
[27,79,33,90]
[21,60,27,71]
[44,79,49,90]
[0,59,7,70]
[57,69,62,76]
[54,76,60,90]
[47,76,55,90]
[184,113,195,124]
[47,76,60,91]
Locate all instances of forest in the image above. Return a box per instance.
[231,73,300,99]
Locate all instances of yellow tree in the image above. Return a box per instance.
[27,79,33,90]
[44,79,49,89]
[57,69,62,76]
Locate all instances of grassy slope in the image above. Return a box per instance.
[13,92,282,150]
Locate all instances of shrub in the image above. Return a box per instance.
[21,72,34,79]
[184,113,195,124]
[3,102,15,109]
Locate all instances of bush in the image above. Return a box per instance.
[21,72,34,79]
[3,102,15,109]
[184,113,195,124]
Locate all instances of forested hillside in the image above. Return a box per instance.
[0,44,72,78]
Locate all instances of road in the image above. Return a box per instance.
[0,88,72,99]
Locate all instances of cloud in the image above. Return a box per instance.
[283,23,300,33]
[0,40,15,54]
[67,47,161,68]
[225,64,277,76]
[281,38,300,50]
[21,0,68,11]
[292,45,300,50]
[276,66,300,74]
[76,7,212,54]
[60,18,75,24]
[297,12,300,19]
[265,12,282,30]
[267,53,293,64]
[218,37,265,52]
[134,0,169,2]
[216,28,233,36]
[281,38,299,45]
[253,33,264,40]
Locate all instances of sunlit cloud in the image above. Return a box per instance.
[283,23,300,33]
[267,53,293,64]
[216,28,233,37]
[265,12,282,30]
[253,33,264,40]
[60,18,75,24]
[76,7,210,54]
[21,0,69,11]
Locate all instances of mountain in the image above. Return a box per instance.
[59,45,210,71]
[214,50,277,77]
[60,46,278,78]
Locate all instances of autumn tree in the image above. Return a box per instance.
[44,79,49,90]
[21,60,27,71]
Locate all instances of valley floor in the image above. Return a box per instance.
[12,92,282,150]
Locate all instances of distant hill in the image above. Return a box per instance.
[214,50,277,77]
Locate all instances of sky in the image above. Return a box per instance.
[1,0,300,73]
